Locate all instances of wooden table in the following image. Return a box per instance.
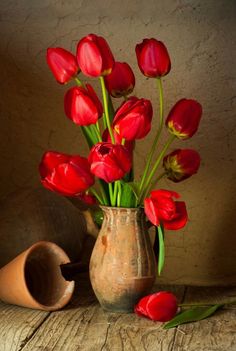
[0,274,235,351]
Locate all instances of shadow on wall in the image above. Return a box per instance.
[212,187,236,284]
[0,47,87,201]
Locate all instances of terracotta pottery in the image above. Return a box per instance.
[0,241,75,311]
[89,207,157,313]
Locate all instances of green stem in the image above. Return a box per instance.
[98,180,109,205]
[81,126,93,149]
[91,124,102,142]
[117,181,122,207]
[100,76,115,143]
[139,135,175,202]
[89,188,104,204]
[75,77,83,86]
[84,125,97,145]
[113,181,119,206]
[121,138,126,146]
[139,78,164,194]
[96,121,101,136]
[157,78,164,130]
[109,183,115,206]
[145,172,167,197]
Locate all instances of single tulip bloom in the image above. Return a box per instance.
[112,97,153,140]
[104,61,135,98]
[166,99,202,139]
[135,38,171,78]
[135,291,178,322]
[46,48,79,84]
[76,34,115,77]
[163,149,201,182]
[39,151,94,196]
[64,84,103,126]
[144,189,188,230]
[88,142,132,183]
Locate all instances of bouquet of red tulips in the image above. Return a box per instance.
[40,34,202,275]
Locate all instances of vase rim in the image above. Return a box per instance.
[100,205,143,211]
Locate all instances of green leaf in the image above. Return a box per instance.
[121,181,141,200]
[92,209,104,228]
[157,225,165,276]
[119,182,137,207]
[164,304,223,329]
[81,126,94,149]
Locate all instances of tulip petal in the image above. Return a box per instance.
[166,99,202,140]
[77,38,103,77]
[163,201,188,230]
[145,292,178,322]
[39,151,69,178]
[135,291,178,322]
[46,47,79,84]
[144,198,160,226]
[150,189,180,200]
[135,38,171,78]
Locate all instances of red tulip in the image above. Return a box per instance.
[46,48,79,84]
[104,62,135,98]
[166,99,202,139]
[112,97,153,140]
[102,128,135,156]
[39,151,94,196]
[135,39,171,78]
[64,84,103,126]
[144,189,188,230]
[135,291,178,322]
[163,149,201,182]
[88,142,132,183]
[76,34,115,77]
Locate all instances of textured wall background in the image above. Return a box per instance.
[0,0,236,285]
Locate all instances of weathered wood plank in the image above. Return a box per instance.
[21,281,185,351]
[0,300,49,351]
[172,286,236,351]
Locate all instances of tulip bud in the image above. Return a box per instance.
[78,193,97,205]
[144,189,188,230]
[76,34,115,77]
[88,142,132,183]
[135,291,178,322]
[104,62,135,98]
[64,84,103,126]
[46,48,79,84]
[39,151,94,196]
[163,149,201,182]
[135,38,171,78]
[112,97,153,140]
[166,99,202,139]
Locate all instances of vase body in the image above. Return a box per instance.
[89,207,157,312]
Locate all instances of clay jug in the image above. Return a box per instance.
[89,207,157,313]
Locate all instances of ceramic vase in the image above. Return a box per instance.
[89,207,157,313]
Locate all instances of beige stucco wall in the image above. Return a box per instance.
[0,0,236,285]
